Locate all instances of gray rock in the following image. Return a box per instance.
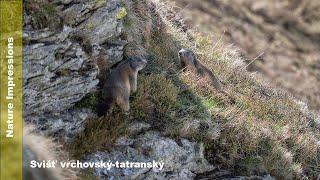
[26,108,96,142]
[23,0,126,140]
[82,0,127,66]
[86,131,214,180]
[78,0,124,45]
[23,39,99,116]
[115,137,135,147]
[128,122,151,135]
[63,0,127,66]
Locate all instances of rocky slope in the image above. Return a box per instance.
[23,0,319,179]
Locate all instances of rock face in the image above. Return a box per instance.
[23,31,99,116]
[86,123,215,180]
[86,122,275,180]
[28,108,96,142]
[23,0,127,138]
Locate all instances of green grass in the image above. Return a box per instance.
[75,92,101,111]
[203,98,220,109]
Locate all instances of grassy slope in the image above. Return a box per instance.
[72,0,320,179]
[171,0,320,111]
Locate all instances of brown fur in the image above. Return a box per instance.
[23,125,77,180]
[100,57,147,115]
[178,48,223,91]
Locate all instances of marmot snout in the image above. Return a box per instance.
[178,48,223,91]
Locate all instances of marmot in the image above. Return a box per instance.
[178,48,223,91]
[99,57,147,115]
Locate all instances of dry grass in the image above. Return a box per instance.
[24,0,62,30]
[171,0,320,111]
[149,0,320,178]
[131,74,179,120]
[70,0,320,179]
[70,113,129,158]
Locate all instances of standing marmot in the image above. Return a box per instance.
[178,48,223,91]
[99,57,147,115]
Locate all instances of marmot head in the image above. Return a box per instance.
[129,57,148,71]
[178,48,196,65]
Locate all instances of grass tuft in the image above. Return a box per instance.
[24,0,62,30]
[131,74,178,122]
[70,112,129,158]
